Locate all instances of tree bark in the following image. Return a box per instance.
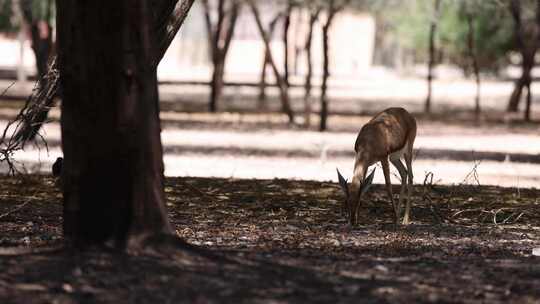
[507,65,532,113]
[304,9,320,128]
[153,0,196,66]
[525,80,532,121]
[202,0,215,58]
[57,0,172,246]
[526,0,540,121]
[507,0,526,113]
[283,2,292,86]
[249,0,295,123]
[506,0,538,117]
[258,13,282,106]
[320,4,339,132]
[206,0,240,113]
[425,0,441,114]
[8,0,195,146]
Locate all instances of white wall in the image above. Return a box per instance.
[0,35,36,75]
[157,5,376,81]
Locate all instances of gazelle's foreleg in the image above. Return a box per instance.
[390,158,407,220]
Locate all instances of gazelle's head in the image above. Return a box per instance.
[336,168,375,226]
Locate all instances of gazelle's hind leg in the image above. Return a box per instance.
[402,138,415,225]
[381,158,399,224]
[390,158,407,220]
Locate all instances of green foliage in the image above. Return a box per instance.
[369,0,514,73]
[20,0,55,23]
[0,0,16,32]
[390,1,431,52]
[440,1,514,73]
[0,0,54,33]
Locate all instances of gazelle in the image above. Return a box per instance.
[337,107,417,226]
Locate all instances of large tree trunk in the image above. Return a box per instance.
[249,0,295,123]
[8,0,195,147]
[57,0,172,246]
[304,9,319,128]
[320,6,338,132]
[425,0,441,114]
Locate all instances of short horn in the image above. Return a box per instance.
[336,168,349,197]
[360,168,376,195]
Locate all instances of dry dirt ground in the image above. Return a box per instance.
[0,175,539,303]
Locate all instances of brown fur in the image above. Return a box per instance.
[343,107,417,226]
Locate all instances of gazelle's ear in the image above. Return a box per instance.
[360,169,375,195]
[336,168,349,198]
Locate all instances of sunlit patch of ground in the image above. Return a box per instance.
[0,109,539,188]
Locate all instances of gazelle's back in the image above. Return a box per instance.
[354,107,416,157]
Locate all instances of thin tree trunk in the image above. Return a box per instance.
[525,0,540,121]
[208,0,240,112]
[466,12,481,120]
[258,54,269,104]
[508,69,530,112]
[526,0,540,121]
[258,13,282,106]
[210,59,225,112]
[283,1,292,86]
[259,55,269,103]
[425,0,441,114]
[525,81,532,121]
[9,0,195,146]
[249,0,295,123]
[507,0,540,115]
[304,9,319,128]
[208,0,226,112]
[201,0,215,59]
[507,0,525,113]
[320,6,338,132]
[57,0,172,246]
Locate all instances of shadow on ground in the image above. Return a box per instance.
[0,175,539,303]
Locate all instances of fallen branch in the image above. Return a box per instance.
[0,199,32,220]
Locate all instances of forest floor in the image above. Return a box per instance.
[0,175,539,303]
